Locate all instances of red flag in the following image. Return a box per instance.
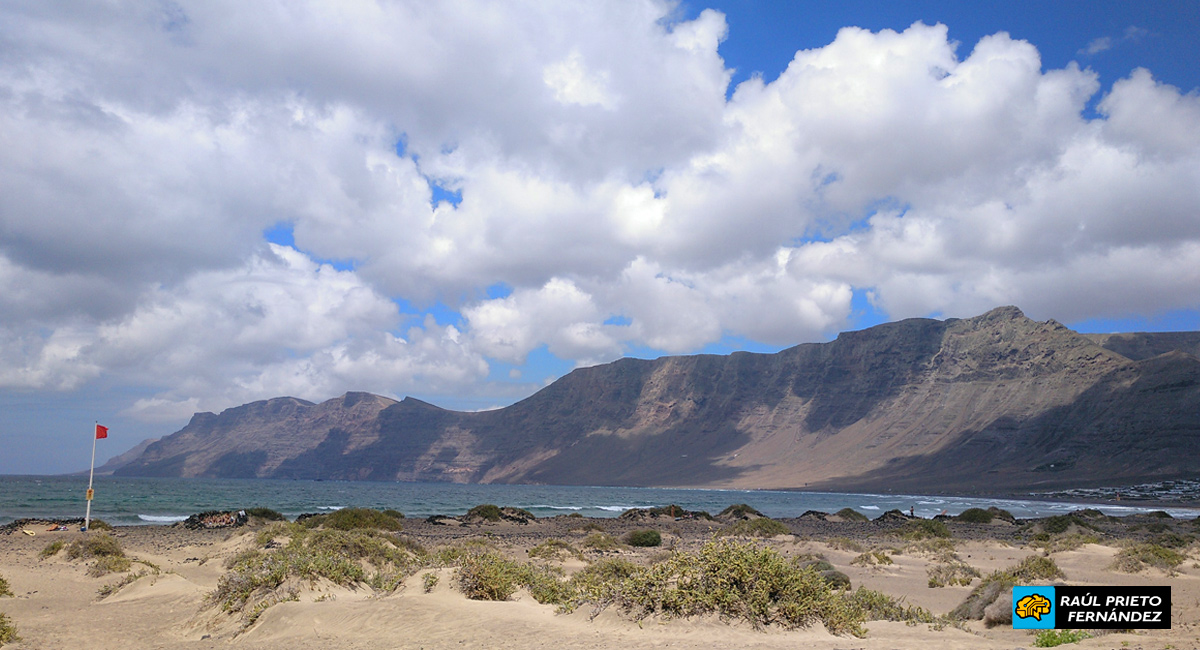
[95,424,108,440]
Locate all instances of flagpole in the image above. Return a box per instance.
[85,421,98,532]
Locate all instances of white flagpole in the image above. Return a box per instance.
[85,422,98,531]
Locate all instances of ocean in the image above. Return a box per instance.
[1,475,1197,527]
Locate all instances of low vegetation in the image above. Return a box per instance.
[65,533,131,577]
[39,539,65,559]
[528,539,584,562]
[1031,533,1101,554]
[718,518,790,538]
[1039,514,1096,535]
[1109,543,1188,574]
[1033,628,1092,647]
[422,572,439,592]
[466,504,503,521]
[210,522,425,626]
[827,537,865,553]
[582,532,623,551]
[926,559,980,588]
[299,508,403,531]
[625,530,662,547]
[717,504,764,519]
[835,508,869,522]
[556,539,868,634]
[903,519,951,540]
[850,550,893,567]
[0,575,10,598]
[956,507,1015,524]
[246,507,285,521]
[951,556,1065,621]
[0,612,18,646]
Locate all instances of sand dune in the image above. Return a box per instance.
[1,516,1198,649]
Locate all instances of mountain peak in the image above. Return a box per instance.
[115,307,1200,493]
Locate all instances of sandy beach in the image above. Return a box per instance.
[1,508,1198,650]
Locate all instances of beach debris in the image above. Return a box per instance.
[183,510,248,530]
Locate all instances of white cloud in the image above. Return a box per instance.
[1,3,1199,433]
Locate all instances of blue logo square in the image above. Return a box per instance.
[1013,586,1056,629]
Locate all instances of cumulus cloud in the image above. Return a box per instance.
[1,2,1199,430]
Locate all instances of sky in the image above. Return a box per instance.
[2,1,1199,474]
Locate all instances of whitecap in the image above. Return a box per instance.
[858,505,880,510]
[318,506,345,511]
[595,505,638,512]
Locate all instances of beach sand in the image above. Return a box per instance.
[1,513,1198,649]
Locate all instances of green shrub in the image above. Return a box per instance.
[246,507,285,521]
[718,504,764,519]
[528,539,583,561]
[66,533,124,560]
[63,533,131,576]
[87,519,113,531]
[827,537,865,552]
[382,509,405,520]
[456,552,523,600]
[718,518,790,538]
[1033,628,1092,647]
[1145,510,1173,519]
[835,508,869,522]
[302,507,403,531]
[210,526,423,624]
[1110,544,1187,574]
[1033,533,1101,553]
[97,571,146,599]
[1040,514,1096,534]
[956,508,994,524]
[422,572,439,592]
[904,519,951,540]
[454,551,567,604]
[87,555,132,577]
[588,539,866,634]
[39,540,65,559]
[850,551,893,567]
[951,556,1064,620]
[583,532,622,551]
[1151,532,1193,549]
[902,537,956,556]
[626,530,663,547]
[466,504,502,521]
[0,612,18,645]
[926,560,980,587]
[848,587,937,624]
[1143,521,1169,534]
[0,576,10,598]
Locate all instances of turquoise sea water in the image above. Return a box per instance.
[1,475,1196,526]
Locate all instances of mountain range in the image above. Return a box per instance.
[109,306,1200,494]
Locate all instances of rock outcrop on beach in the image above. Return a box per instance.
[113,307,1200,494]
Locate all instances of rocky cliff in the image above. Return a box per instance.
[113,307,1200,494]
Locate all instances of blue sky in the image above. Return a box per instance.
[1,1,1199,474]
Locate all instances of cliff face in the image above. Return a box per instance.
[114,307,1200,493]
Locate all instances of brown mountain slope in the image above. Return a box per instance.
[114,307,1200,493]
